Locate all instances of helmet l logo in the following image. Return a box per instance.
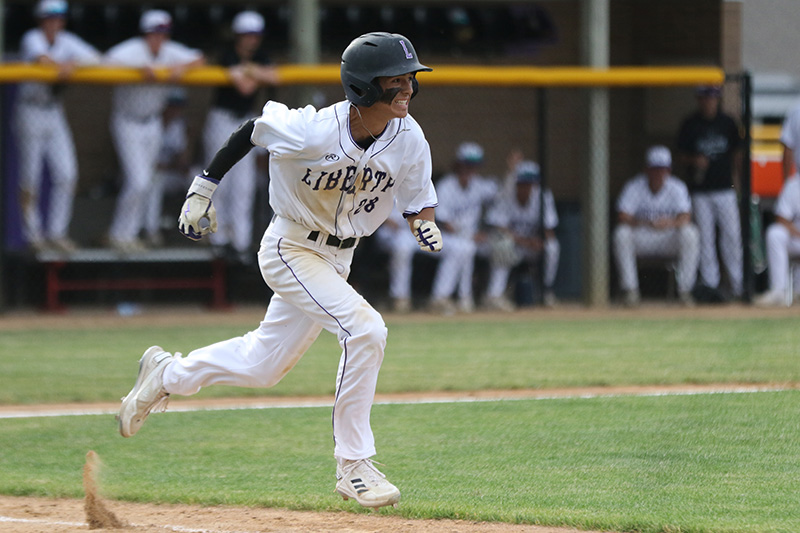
[398,40,413,59]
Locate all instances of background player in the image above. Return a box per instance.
[104,9,204,253]
[428,142,498,314]
[676,85,743,300]
[117,32,441,510]
[14,0,100,253]
[204,10,279,264]
[484,160,560,310]
[613,145,699,306]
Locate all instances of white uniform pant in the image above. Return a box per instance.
[109,114,163,242]
[613,224,700,294]
[431,233,477,301]
[204,108,259,253]
[162,216,385,460]
[486,238,560,299]
[380,227,422,300]
[764,223,800,293]
[13,102,78,242]
[692,190,743,295]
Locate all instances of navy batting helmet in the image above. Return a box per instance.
[340,32,432,107]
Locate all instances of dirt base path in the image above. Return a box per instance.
[0,494,605,533]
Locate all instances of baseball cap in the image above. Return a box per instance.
[140,10,172,34]
[696,85,722,98]
[646,145,672,168]
[36,0,67,19]
[456,142,484,164]
[232,11,265,34]
[515,161,541,183]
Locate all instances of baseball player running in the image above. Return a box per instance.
[117,32,441,509]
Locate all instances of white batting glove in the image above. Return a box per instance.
[412,219,443,252]
[178,175,219,241]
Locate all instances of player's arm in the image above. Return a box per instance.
[782,143,795,180]
[178,118,257,240]
[406,207,443,252]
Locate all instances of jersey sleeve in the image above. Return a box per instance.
[775,177,800,221]
[164,41,203,65]
[251,101,314,155]
[485,194,511,229]
[672,178,693,213]
[395,137,437,216]
[780,105,800,149]
[64,32,101,64]
[543,189,559,229]
[616,180,637,215]
[20,31,47,61]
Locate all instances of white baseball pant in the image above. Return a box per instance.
[162,216,385,460]
[109,114,163,242]
[692,190,743,296]
[204,108,259,253]
[486,238,560,299]
[14,102,78,243]
[430,233,477,301]
[613,224,700,294]
[764,223,800,293]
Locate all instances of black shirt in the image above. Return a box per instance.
[676,111,742,192]
[211,46,273,118]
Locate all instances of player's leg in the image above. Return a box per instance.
[387,229,417,310]
[204,110,240,250]
[455,238,478,312]
[14,104,47,246]
[109,117,161,246]
[674,224,700,295]
[612,224,638,295]
[430,234,470,311]
[229,149,258,255]
[714,190,743,297]
[259,222,399,507]
[164,295,323,395]
[43,108,78,244]
[692,193,720,289]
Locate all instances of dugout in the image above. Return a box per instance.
[0,0,746,310]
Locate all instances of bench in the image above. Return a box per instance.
[35,247,228,312]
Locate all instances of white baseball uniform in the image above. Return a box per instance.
[780,102,800,173]
[14,26,100,245]
[484,185,560,299]
[430,173,498,305]
[763,176,800,293]
[163,99,437,460]
[613,173,700,294]
[104,37,202,245]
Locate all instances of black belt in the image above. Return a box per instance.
[307,231,357,249]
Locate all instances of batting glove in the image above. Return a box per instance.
[178,175,219,241]
[412,219,443,252]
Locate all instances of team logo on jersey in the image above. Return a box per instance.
[325,153,340,162]
[399,40,413,60]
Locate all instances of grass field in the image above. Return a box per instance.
[2,307,799,533]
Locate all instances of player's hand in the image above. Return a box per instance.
[412,219,443,252]
[178,175,219,241]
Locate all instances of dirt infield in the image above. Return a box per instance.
[0,494,611,533]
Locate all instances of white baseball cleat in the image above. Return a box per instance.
[335,459,401,508]
[117,346,174,438]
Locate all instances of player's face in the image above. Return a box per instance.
[376,73,416,118]
[646,166,669,192]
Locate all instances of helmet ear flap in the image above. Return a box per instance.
[347,80,382,107]
[410,76,420,100]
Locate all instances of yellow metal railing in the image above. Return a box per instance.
[0,63,725,87]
